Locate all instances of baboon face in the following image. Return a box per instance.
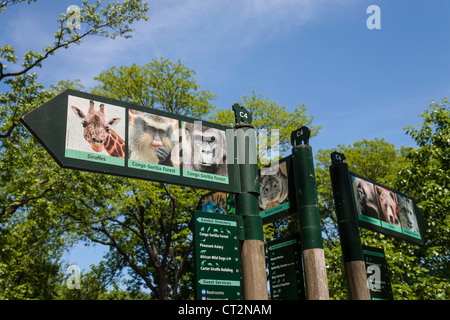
[128,111,175,166]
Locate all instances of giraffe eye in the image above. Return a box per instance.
[82,121,88,128]
[105,126,111,132]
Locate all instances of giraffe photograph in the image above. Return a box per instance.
[65,95,126,166]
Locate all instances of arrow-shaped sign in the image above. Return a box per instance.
[21,89,239,193]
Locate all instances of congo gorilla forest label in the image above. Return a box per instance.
[21,89,238,193]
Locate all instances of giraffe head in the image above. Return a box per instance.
[71,101,121,153]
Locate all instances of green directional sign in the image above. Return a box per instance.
[20,89,238,193]
[193,211,242,300]
[267,233,305,300]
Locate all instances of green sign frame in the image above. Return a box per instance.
[349,172,426,245]
[21,89,238,193]
[193,211,242,300]
[258,156,297,224]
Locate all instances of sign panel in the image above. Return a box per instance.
[193,211,242,300]
[350,172,426,245]
[362,245,394,300]
[258,156,297,224]
[197,155,298,224]
[21,89,238,193]
[267,233,305,300]
[197,191,236,215]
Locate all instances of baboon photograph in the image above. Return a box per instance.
[396,193,419,233]
[128,110,180,167]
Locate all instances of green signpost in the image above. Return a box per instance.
[193,211,243,300]
[329,151,427,300]
[267,233,305,300]
[20,89,238,193]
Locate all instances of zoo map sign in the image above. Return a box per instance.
[21,89,238,193]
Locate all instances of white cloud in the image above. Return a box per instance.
[2,0,359,88]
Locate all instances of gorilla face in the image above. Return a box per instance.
[184,123,227,176]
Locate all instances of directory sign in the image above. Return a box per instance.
[267,233,305,300]
[193,211,242,300]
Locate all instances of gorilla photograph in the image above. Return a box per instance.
[128,109,180,173]
[181,122,228,181]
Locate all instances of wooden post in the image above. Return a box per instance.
[234,119,268,300]
[329,152,371,300]
[240,239,268,299]
[291,127,330,300]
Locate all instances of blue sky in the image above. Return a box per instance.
[2,1,450,272]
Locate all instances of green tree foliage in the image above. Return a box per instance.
[0,0,148,299]
[91,58,217,118]
[211,91,322,165]
[314,138,409,299]
[394,98,449,298]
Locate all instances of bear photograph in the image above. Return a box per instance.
[375,186,401,227]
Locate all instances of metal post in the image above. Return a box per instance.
[329,151,371,300]
[233,104,268,300]
[291,127,330,300]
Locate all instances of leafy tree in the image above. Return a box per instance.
[211,90,322,165]
[394,98,449,299]
[91,58,217,119]
[0,0,148,299]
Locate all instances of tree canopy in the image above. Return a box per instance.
[0,0,448,301]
